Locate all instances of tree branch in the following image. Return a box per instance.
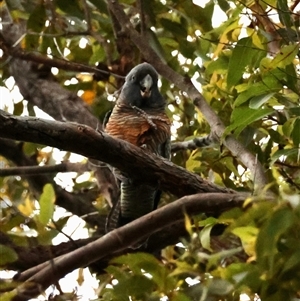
[0,162,88,176]
[107,0,269,191]
[11,192,246,301]
[0,110,236,197]
[0,33,123,80]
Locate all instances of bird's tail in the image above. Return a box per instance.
[118,182,156,226]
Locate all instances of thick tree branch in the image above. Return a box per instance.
[0,110,236,197]
[11,192,245,301]
[3,220,245,277]
[107,0,269,191]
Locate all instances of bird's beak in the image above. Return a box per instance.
[140,74,153,98]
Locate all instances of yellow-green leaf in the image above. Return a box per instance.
[269,44,298,69]
[0,245,18,265]
[0,290,18,301]
[199,224,213,252]
[38,184,56,226]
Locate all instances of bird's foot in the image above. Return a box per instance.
[130,105,157,129]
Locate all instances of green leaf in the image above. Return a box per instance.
[186,0,214,32]
[105,265,126,281]
[0,291,18,301]
[198,217,218,227]
[22,142,39,156]
[172,292,191,301]
[160,18,187,38]
[232,226,258,242]
[249,92,275,109]
[263,0,277,5]
[227,37,253,88]
[284,63,298,93]
[224,262,261,289]
[277,0,293,27]
[90,44,106,64]
[25,4,46,49]
[5,0,23,11]
[27,4,46,32]
[289,106,300,117]
[269,44,298,69]
[112,252,160,267]
[158,37,179,49]
[179,40,196,59]
[270,148,299,165]
[256,207,294,271]
[88,0,108,15]
[0,245,18,265]
[281,250,300,274]
[38,183,55,226]
[217,0,230,13]
[199,224,214,251]
[205,56,228,75]
[113,274,155,299]
[282,119,292,136]
[185,151,201,172]
[110,252,171,291]
[282,117,297,138]
[220,156,239,177]
[148,29,167,64]
[225,106,274,137]
[231,226,258,256]
[291,117,300,146]
[207,278,234,295]
[234,72,282,106]
[56,0,83,18]
[13,101,24,116]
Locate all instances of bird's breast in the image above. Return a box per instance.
[105,106,171,154]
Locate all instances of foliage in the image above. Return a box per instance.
[0,0,300,300]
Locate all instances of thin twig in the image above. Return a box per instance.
[0,162,89,177]
[0,34,124,79]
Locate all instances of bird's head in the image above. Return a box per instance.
[118,63,165,109]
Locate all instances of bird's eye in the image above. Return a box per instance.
[131,75,135,80]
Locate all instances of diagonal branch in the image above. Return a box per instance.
[0,110,236,197]
[11,192,246,301]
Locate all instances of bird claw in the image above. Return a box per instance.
[130,105,158,130]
